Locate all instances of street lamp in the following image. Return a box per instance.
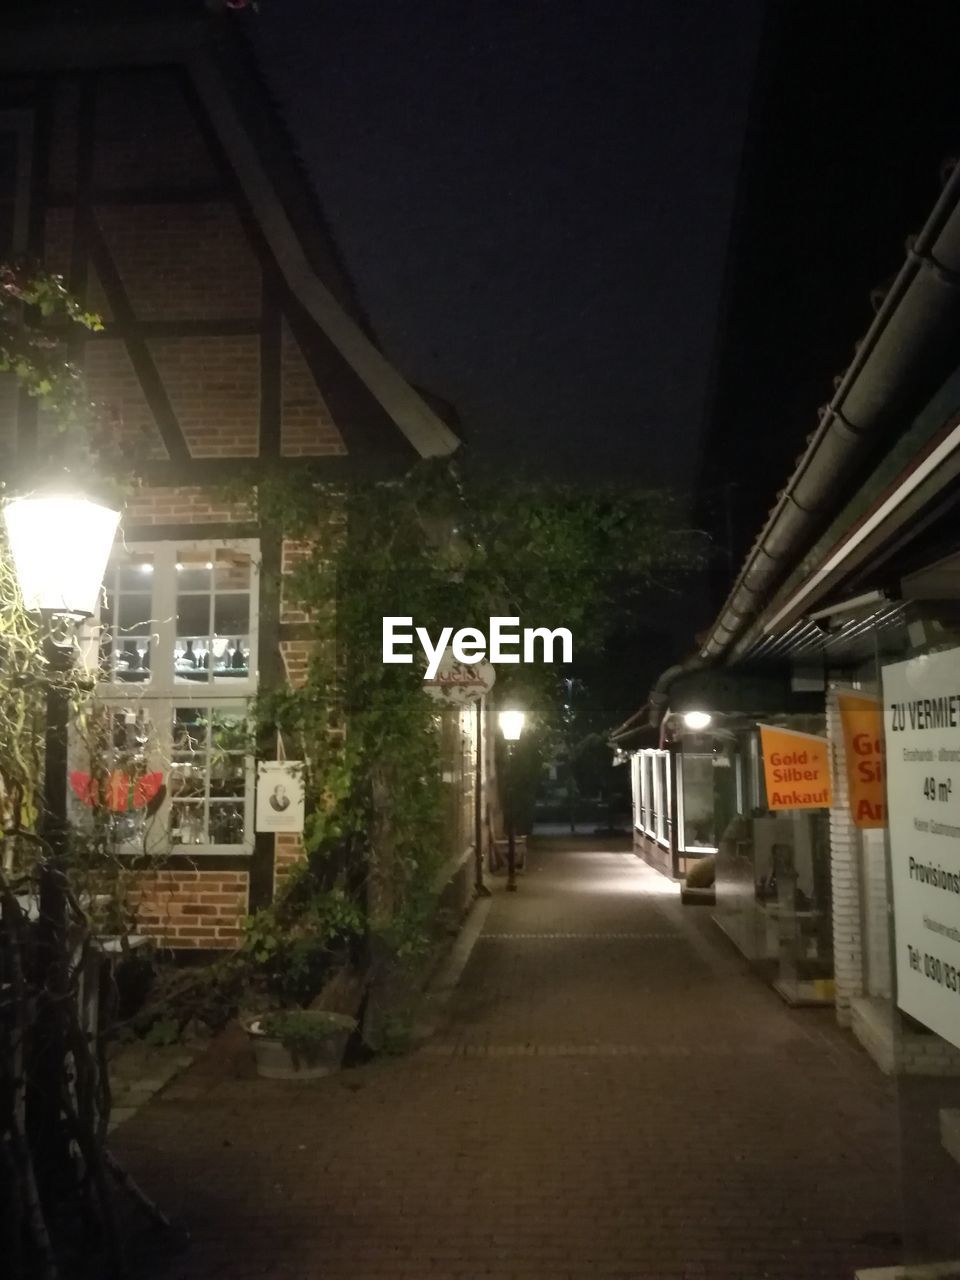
[497,707,525,892]
[2,489,120,1171]
[3,493,120,619]
[2,490,119,883]
[682,710,712,731]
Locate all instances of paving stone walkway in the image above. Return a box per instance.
[113,840,902,1279]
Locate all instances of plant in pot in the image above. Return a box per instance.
[241,861,363,1079]
[246,1008,357,1080]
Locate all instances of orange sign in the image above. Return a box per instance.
[837,692,885,828]
[759,724,832,810]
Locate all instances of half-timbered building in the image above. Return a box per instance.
[0,10,483,952]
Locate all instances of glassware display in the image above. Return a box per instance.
[175,548,252,685]
[99,553,155,683]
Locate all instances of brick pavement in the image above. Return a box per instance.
[112,839,902,1280]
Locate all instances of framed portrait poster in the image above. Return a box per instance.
[256,761,305,834]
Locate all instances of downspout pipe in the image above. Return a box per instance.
[647,659,706,731]
[701,159,960,660]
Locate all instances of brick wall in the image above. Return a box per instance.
[85,340,170,459]
[280,537,315,624]
[852,996,960,1076]
[274,833,306,897]
[281,321,345,457]
[97,203,261,321]
[123,485,254,527]
[280,638,314,690]
[827,685,864,1026]
[127,869,249,949]
[150,335,260,457]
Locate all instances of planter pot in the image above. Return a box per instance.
[246,1013,355,1080]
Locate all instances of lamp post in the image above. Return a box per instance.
[4,490,120,964]
[2,490,120,1177]
[497,708,525,892]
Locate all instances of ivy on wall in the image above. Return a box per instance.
[254,460,705,965]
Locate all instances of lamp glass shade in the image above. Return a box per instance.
[498,708,525,741]
[3,494,120,618]
[682,710,712,731]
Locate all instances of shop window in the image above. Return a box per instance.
[643,752,656,838]
[655,752,671,847]
[679,750,717,852]
[632,755,643,830]
[100,545,255,688]
[170,705,250,847]
[89,540,259,853]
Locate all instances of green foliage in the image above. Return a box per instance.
[258,1009,356,1064]
[0,259,135,504]
[252,457,703,972]
[241,853,364,1006]
[142,1017,180,1048]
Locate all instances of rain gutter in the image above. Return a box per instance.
[700,160,960,659]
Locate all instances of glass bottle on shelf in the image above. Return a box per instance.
[182,639,197,668]
[231,639,245,670]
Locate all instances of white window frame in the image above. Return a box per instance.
[642,751,657,840]
[676,750,719,856]
[654,751,671,849]
[91,538,260,855]
[631,754,642,831]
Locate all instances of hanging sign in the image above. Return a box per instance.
[256,761,305,833]
[837,692,885,828]
[883,647,960,1048]
[422,651,496,705]
[758,724,832,810]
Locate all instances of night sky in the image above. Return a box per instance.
[254,0,764,493]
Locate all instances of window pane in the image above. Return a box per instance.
[175,547,253,685]
[209,801,244,845]
[169,705,249,848]
[214,592,249,639]
[213,549,251,682]
[100,551,155,684]
[71,704,160,848]
[171,800,204,846]
[172,706,208,756]
[176,595,209,637]
[215,548,250,590]
[681,752,716,850]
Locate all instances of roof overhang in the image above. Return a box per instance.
[0,17,461,462]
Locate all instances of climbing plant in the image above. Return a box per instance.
[254,460,704,974]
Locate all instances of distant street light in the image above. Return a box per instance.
[497,708,526,891]
[498,708,525,742]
